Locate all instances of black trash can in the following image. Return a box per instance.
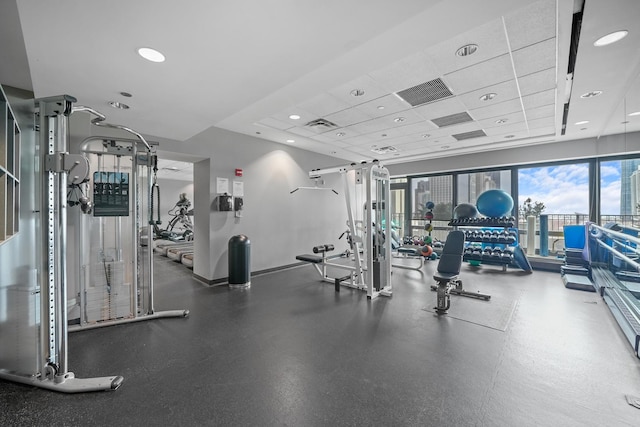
[228,235,251,288]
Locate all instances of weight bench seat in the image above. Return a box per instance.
[296,254,324,264]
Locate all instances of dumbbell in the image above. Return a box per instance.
[497,231,508,244]
[491,248,503,259]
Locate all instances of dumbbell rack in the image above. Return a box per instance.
[448,217,519,272]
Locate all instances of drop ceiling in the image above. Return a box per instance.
[3,0,640,164]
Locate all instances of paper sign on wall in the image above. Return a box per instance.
[216,177,229,194]
[233,181,244,197]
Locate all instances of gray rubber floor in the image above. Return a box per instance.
[1,255,640,426]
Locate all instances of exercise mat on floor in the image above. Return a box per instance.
[423,290,522,332]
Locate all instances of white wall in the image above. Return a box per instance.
[149,127,350,282]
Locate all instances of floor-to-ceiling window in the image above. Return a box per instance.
[600,158,640,228]
[410,174,452,242]
[518,162,590,256]
[456,169,512,207]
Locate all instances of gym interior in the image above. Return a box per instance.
[1,0,640,425]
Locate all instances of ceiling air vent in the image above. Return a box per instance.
[452,129,487,141]
[371,146,398,154]
[305,118,339,134]
[432,112,474,128]
[395,78,454,107]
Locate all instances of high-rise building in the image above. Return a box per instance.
[621,159,640,214]
[631,166,640,215]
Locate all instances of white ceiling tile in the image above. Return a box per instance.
[394,140,428,151]
[368,50,441,94]
[484,121,528,136]
[426,19,508,75]
[348,118,395,135]
[256,117,293,131]
[324,107,373,128]
[517,67,556,96]
[458,79,520,110]
[477,110,526,129]
[354,94,412,118]
[287,126,320,137]
[512,38,556,77]
[328,75,390,107]
[528,116,555,130]
[470,98,522,120]
[528,126,556,137]
[444,55,514,94]
[503,0,556,51]
[412,96,469,121]
[296,93,351,118]
[525,104,555,121]
[522,88,556,109]
[394,120,439,137]
[341,133,376,146]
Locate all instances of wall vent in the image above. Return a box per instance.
[452,129,487,141]
[305,118,339,133]
[395,78,454,107]
[432,112,474,128]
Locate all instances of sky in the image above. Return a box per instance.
[518,162,622,215]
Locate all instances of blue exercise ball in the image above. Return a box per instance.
[453,203,478,219]
[425,201,435,210]
[476,189,514,218]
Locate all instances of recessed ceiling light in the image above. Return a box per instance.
[377,105,385,110]
[621,121,630,124]
[479,93,497,101]
[456,44,478,57]
[381,134,388,137]
[256,131,261,135]
[289,114,301,120]
[394,117,405,123]
[350,89,365,97]
[286,139,295,143]
[495,118,508,124]
[504,135,515,139]
[580,91,602,98]
[629,111,640,117]
[422,134,430,139]
[441,145,450,149]
[336,132,346,137]
[165,166,179,171]
[575,120,590,125]
[594,30,628,47]
[108,101,129,109]
[119,91,132,98]
[137,47,165,62]
[581,127,588,131]
[371,144,378,148]
[331,151,337,154]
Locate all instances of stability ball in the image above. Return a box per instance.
[476,189,514,218]
[421,245,433,257]
[453,203,478,219]
[425,201,435,210]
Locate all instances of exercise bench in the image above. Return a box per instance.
[431,230,490,314]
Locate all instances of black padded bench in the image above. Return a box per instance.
[296,254,324,264]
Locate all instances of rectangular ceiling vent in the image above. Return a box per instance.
[305,118,339,133]
[395,78,454,107]
[431,111,474,128]
[452,129,487,141]
[371,146,398,154]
